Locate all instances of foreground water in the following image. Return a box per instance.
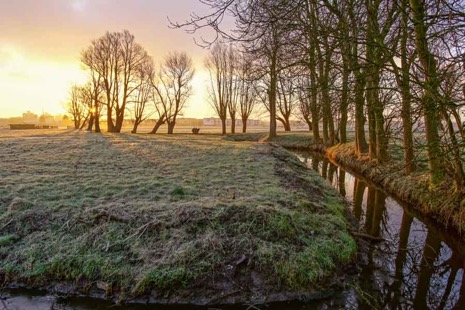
[2,151,464,309]
[297,151,465,309]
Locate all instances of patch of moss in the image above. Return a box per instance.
[135,266,192,294]
[0,234,19,246]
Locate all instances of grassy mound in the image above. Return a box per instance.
[0,130,355,304]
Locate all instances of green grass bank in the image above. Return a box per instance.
[0,130,355,305]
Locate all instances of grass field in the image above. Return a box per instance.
[0,128,355,304]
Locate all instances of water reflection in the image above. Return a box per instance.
[298,151,465,310]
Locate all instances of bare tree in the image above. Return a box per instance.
[175,0,300,138]
[296,74,313,131]
[227,46,239,134]
[80,55,104,133]
[67,85,86,129]
[81,30,152,133]
[237,54,258,133]
[181,0,465,189]
[153,52,195,134]
[148,89,167,134]
[131,61,155,134]
[276,69,298,131]
[205,42,230,135]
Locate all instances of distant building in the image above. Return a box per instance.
[203,118,223,126]
[203,118,262,126]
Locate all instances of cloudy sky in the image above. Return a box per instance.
[0,0,217,118]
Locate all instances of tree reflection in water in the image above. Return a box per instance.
[298,151,465,309]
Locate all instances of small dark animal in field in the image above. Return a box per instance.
[192,128,200,134]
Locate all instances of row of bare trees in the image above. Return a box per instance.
[205,43,258,134]
[179,0,465,189]
[67,30,195,135]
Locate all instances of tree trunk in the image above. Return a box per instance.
[114,110,124,133]
[231,117,236,134]
[106,105,115,132]
[321,38,335,146]
[340,57,349,143]
[242,117,248,133]
[269,55,278,138]
[167,121,175,134]
[221,118,227,135]
[365,0,377,161]
[367,99,377,160]
[318,42,332,146]
[365,0,388,163]
[399,0,415,174]
[365,4,380,161]
[305,118,312,132]
[86,114,95,131]
[278,117,291,132]
[95,113,101,133]
[322,102,329,145]
[401,91,415,174]
[131,118,140,134]
[149,118,165,134]
[79,114,89,130]
[307,0,320,142]
[445,115,465,190]
[354,70,369,155]
[373,72,388,162]
[409,0,445,185]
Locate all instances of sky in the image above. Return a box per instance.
[0,0,219,118]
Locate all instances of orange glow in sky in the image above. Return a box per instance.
[0,0,215,118]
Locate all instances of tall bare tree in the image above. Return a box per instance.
[237,54,258,133]
[205,43,230,135]
[82,30,152,133]
[67,85,86,129]
[131,61,155,134]
[153,52,195,134]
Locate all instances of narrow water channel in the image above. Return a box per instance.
[2,152,465,309]
[296,151,465,309]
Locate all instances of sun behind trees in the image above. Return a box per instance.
[67,30,194,135]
